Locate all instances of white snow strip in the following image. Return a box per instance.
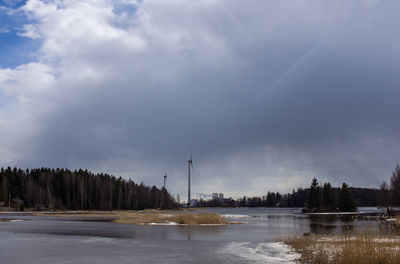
[199,224,225,226]
[222,214,250,219]
[220,242,300,264]
[318,236,400,243]
[148,222,180,226]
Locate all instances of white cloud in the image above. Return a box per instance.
[18,24,40,38]
[0,63,54,100]
[0,26,10,33]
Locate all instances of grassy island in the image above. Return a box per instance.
[34,210,229,226]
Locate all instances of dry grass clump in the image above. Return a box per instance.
[172,213,228,225]
[34,210,228,226]
[33,211,119,218]
[284,234,400,264]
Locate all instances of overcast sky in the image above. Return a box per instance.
[1,0,399,201]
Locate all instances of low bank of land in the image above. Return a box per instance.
[33,210,229,226]
[280,213,400,264]
[284,220,400,264]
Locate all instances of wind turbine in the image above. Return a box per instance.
[163,172,167,189]
[187,152,193,206]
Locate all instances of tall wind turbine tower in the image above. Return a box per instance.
[163,172,167,188]
[187,152,193,206]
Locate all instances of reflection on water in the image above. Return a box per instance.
[308,215,338,235]
[0,208,384,264]
[305,211,381,235]
[0,208,383,240]
[201,207,382,236]
[309,223,337,234]
[177,226,224,241]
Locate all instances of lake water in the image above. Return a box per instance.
[0,207,383,263]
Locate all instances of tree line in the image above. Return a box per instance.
[197,180,381,211]
[0,167,177,210]
[378,164,400,210]
[220,180,375,211]
[305,178,356,212]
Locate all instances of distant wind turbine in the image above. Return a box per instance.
[187,152,193,206]
[163,172,167,189]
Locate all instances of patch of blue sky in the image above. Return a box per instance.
[1,0,28,9]
[112,1,139,16]
[0,32,40,68]
[0,1,40,68]
[111,1,140,29]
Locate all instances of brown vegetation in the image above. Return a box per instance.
[172,213,228,225]
[34,210,229,225]
[284,233,400,264]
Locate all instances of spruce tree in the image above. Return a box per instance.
[338,182,356,212]
[322,182,336,212]
[307,178,321,211]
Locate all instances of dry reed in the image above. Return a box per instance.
[284,233,400,264]
[34,210,228,226]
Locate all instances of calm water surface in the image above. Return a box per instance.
[0,207,383,263]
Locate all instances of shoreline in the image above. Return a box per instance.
[282,232,400,264]
[30,210,230,226]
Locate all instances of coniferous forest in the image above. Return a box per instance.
[2,165,399,211]
[198,179,380,211]
[0,167,177,210]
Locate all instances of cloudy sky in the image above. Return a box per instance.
[1,0,399,201]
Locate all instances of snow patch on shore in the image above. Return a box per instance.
[199,224,225,226]
[0,219,25,223]
[148,222,180,226]
[220,242,300,263]
[222,214,251,219]
[140,222,226,226]
[318,236,400,243]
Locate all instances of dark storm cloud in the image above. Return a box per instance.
[1,0,400,197]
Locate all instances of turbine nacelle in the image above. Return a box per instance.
[188,151,193,164]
